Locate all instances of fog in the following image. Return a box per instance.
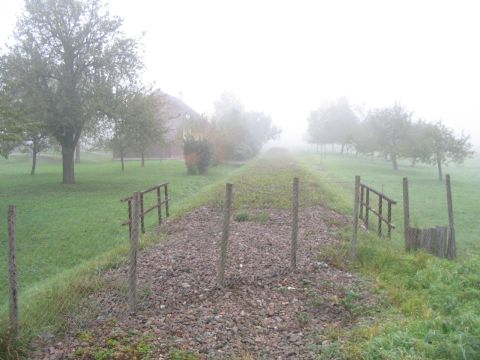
[2,0,479,147]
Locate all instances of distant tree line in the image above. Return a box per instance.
[307,99,473,181]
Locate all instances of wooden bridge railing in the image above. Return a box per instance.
[359,182,396,238]
[121,182,170,234]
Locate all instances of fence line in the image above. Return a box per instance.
[404,175,456,259]
[359,181,397,238]
[121,182,170,234]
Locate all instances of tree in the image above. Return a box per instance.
[422,122,473,181]
[306,98,359,153]
[401,120,432,167]
[363,104,412,170]
[124,90,166,167]
[0,115,22,159]
[1,52,52,174]
[3,0,142,183]
[210,93,280,161]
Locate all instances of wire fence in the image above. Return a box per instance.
[0,169,466,351]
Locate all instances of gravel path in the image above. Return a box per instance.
[35,205,375,359]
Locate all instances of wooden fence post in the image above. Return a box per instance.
[445,174,456,259]
[387,202,392,239]
[351,176,361,260]
[129,192,140,313]
[377,196,383,237]
[140,193,145,234]
[291,177,299,270]
[217,183,233,287]
[365,188,370,229]
[164,184,170,218]
[359,185,365,219]
[156,186,162,225]
[127,199,132,238]
[403,177,410,251]
[8,205,19,337]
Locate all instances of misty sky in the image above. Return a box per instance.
[1,0,479,146]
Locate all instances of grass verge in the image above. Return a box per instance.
[297,152,480,359]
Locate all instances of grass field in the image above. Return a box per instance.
[0,153,237,311]
[298,152,480,256]
[297,151,480,359]
[2,149,480,359]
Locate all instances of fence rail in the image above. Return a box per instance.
[358,182,396,238]
[121,182,170,234]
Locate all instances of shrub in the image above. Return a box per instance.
[234,212,250,222]
[183,137,212,174]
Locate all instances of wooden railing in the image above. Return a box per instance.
[359,182,396,238]
[121,182,170,234]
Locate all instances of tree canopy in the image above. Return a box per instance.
[1,0,143,183]
[306,100,473,179]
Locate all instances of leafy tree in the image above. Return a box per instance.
[363,104,412,170]
[124,90,166,167]
[422,121,473,181]
[401,120,432,167]
[2,0,142,183]
[210,93,280,161]
[0,115,22,158]
[306,98,359,153]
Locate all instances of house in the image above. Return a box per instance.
[113,89,205,159]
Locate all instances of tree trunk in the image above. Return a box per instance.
[437,155,443,182]
[31,144,38,176]
[75,142,81,164]
[62,144,75,184]
[341,143,345,154]
[391,152,398,171]
[120,147,125,172]
[141,150,145,167]
[411,158,417,167]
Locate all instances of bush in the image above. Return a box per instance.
[183,137,212,174]
[234,212,250,222]
[233,143,255,161]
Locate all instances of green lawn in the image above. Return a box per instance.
[298,152,480,256]
[297,151,480,359]
[0,153,237,305]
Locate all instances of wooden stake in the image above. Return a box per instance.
[129,192,140,313]
[156,186,162,225]
[164,184,170,218]
[377,196,383,237]
[351,176,361,260]
[365,188,370,229]
[445,174,456,259]
[217,183,233,287]
[140,193,145,234]
[291,177,299,270]
[403,177,410,251]
[359,185,364,220]
[8,205,19,337]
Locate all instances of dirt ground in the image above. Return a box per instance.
[33,205,376,359]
